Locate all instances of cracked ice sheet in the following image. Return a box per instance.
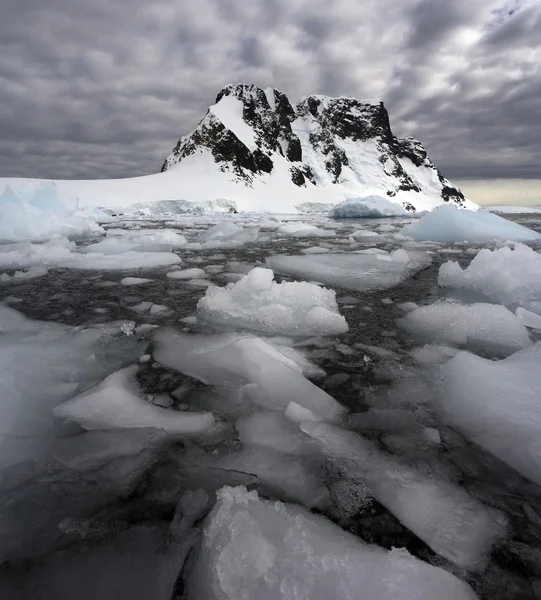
[301,422,507,570]
[266,250,432,292]
[187,485,478,600]
[0,305,144,468]
[0,237,181,270]
[439,344,541,487]
[152,330,345,422]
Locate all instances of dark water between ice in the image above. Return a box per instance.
[1,213,541,599]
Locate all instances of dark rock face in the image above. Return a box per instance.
[162,83,466,206]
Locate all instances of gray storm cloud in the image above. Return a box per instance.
[0,0,539,183]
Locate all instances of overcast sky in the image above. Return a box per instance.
[1,0,540,194]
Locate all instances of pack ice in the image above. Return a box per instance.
[328,195,408,218]
[398,301,531,356]
[301,422,506,570]
[197,267,348,336]
[0,306,143,468]
[0,183,103,243]
[0,237,182,271]
[153,330,345,421]
[400,205,541,243]
[439,344,541,486]
[439,243,541,311]
[53,365,215,436]
[187,486,478,600]
[267,250,432,291]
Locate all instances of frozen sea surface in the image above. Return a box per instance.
[1,212,541,599]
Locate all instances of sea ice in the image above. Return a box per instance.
[398,301,531,356]
[266,250,432,291]
[54,365,215,436]
[120,277,152,286]
[439,243,541,310]
[166,268,207,280]
[400,205,541,243]
[302,421,507,570]
[439,344,541,486]
[236,411,319,456]
[197,267,348,336]
[0,237,181,271]
[0,306,144,467]
[187,486,478,600]
[0,266,48,282]
[0,183,102,243]
[277,222,336,237]
[515,307,541,330]
[328,195,408,218]
[153,330,346,421]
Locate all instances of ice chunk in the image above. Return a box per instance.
[197,267,348,336]
[301,422,506,570]
[400,205,541,243]
[300,246,330,254]
[329,195,408,218]
[398,301,531,356]
[0,237,181,271]
[0,266,48,283]
[439,243,541,310]
[188,486,478,600]
[153,330,346,421]
[120,277,152,286]
[267,251,432,292]
[236,411,319,456]
[51,428,170,471]
[516,307,541,330]
[0,306,144,468]
[166,268,207,280]
[409,344,459,364]
[54,365,215,436]
[0,184,102,242]
[439,344,541,486]
[351,229,381,238]
[277,222,336,237]
[198,221,256,243]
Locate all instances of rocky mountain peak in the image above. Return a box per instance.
[161,84,467,211]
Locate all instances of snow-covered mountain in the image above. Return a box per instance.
[0,83,475,213]
[159,84,473,213]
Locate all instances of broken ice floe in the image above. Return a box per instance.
[197,267,348,336]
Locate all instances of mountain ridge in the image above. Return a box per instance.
[160,83,469,213]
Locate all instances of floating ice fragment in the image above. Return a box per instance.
[54,365,215,436]
[398,301,531,356]
[187,486,479,600]
[438,243,541,309]
[439,344,541,486]
[153,330,345,421]
[267,251,432,292]
[401,205,541,243]
[197,267,348,336]
[301,421,507,570]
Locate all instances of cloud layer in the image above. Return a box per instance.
[1,0,539,180]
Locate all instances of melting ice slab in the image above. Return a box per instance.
[187,486,478,600]
[267,250,432,292]
[400,205,541,243]
[398,301,531,356]
[301,422,506,570]
[54,365,215,436]
[439,243,541,311]
[439,344,541,486]
[197,267,348,336]
[329,195,408,218]
[153,330,345,421]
